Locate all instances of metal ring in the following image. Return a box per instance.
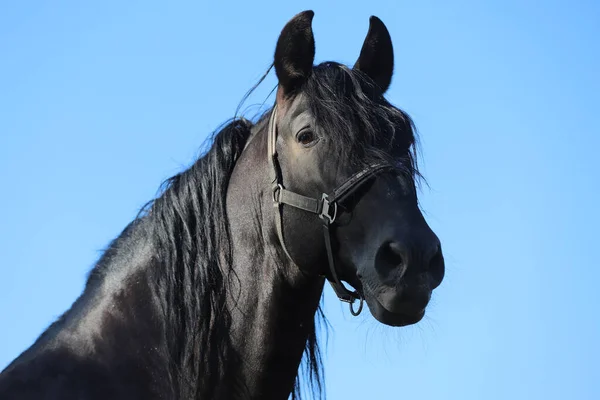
[329,202,338,224]
[272,184,283,203]
[349,296,364,316]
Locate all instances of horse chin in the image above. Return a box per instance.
[364,295,425,327]
[362,289,427,327]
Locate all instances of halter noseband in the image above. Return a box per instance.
[267,106,396,316]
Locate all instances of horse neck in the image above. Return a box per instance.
[223,123,326,399]
[2,220,175,397]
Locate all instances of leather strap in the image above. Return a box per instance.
[268,107,298,266]
[332,164,396,204]
[322,223,358,302]
[273,186,320,214]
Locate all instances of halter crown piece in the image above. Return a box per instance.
[267,106,398,316]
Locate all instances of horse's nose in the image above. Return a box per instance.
[374,235,444,285]
[374,241,409,281]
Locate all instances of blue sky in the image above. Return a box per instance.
[1,1,599,399]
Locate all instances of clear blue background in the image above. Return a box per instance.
[1,1,598,399]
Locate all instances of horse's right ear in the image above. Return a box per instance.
[353,16,394,93]
[274,10,315,99]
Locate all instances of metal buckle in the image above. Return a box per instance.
[319,193,337,224]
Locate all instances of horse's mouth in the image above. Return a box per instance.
[366,295,425,326]
[361,283,430,327]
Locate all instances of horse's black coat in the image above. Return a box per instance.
[0,11,444,400]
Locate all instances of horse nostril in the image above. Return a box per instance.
[375,241,407,278]
[383,242,405,266]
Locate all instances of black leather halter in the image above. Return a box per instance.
[267,106,396,316]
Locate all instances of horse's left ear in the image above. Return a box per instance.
[353,16,394,93]
[274,10,315,99]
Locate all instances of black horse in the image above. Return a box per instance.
[0,11,444,400]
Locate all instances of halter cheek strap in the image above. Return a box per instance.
[267,106,395,314]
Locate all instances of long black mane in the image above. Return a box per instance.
[143,118,252,398]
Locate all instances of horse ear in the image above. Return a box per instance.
[353,16,394,93]
[274,10,315,98]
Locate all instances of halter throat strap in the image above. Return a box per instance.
[267,106,394,309]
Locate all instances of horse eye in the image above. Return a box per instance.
[297,130,316,146]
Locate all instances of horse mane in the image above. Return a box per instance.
[138,118,250,398]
